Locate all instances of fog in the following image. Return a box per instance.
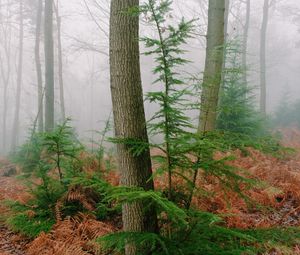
[1,0,300,154]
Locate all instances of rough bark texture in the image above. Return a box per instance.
[242,0,250,88]
[260,0,269,115]
[199,0,225,132]
[11,0,24,151]
[44,0,55,131]
[109,0,158,254]
[54,3,65,121]
[35,0,44,133]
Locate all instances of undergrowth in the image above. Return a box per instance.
[2,1,298,254]
[5,121,114,238]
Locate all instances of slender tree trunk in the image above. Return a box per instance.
[11,0,24,151]
[220,0,229,91]
[44,0,55,131]
[199,0,225,132]
[35,0,44,133]
[54,2,65,121]
[260,0,269,115]
[188,0,226,209]
[0,1,12,153]
[0,58,10,153]
[110,0,158,254]
[242,0,250,88]
[224,0,229,42]
[1,69,9,153]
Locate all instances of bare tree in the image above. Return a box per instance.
[11,0,24,151]
[44,0,54,131]
[242,0,250,87]
[199,0,226,132]
[35,0,44,132]
[0,0,13,153]
[260,0,270,115]
[54,1,65,121]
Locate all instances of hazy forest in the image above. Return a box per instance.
[3,0,300,254]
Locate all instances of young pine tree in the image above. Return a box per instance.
[141,0,194,201]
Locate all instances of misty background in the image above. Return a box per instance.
[0,0,300,154]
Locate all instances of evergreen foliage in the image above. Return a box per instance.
[140,0,194,200]
[98,210,257,255]
[273,91,300,128]
[215,41,289,157]
[6,121,89,237]
[90,113,112,172]
[272,90,292,127]
[217,42,266,137]
[3,1,298,254]
[98,2,271,254]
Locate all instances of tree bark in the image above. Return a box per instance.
[11,0,24,151]
[0,0,12,153]
[199,0,225,132]
[35,0,44,133]
[224,0,229,42]
[54,2,65,122]
[44,0,55,131]
[242,0,250,88]
[260,0,269,115]
[220,0,229,91]
[109,0,158,254]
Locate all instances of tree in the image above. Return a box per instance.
[54,1,65,122]
[260,0,270,115]
[242,0,250,88]
[0,0,13,153]
[35,0,44,133]
[11,0,24,151]
[44,0,54,131]
[109,0,157,254]
[198,0,225,132]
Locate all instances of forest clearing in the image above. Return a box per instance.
[2,0,300,254]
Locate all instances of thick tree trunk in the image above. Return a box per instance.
[242,0,250,88]
[260,0,269,115]
[11,0,24,151]
[109,0,158,254]
[54,3,65,121]
[199,0,225,132]
[44,0,55,131]
[35,0,44,133]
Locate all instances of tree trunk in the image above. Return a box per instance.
[44,0,55,131]
[35,0,44,133]
[11,0,24,151]
[224,0,229,42]
[109,0,158,254]
[0,1,12,154]
[242,0,250,88]
[260,0,269,115]
[199,0,225,132]
[220,0,229,92]
[54,2,65,121]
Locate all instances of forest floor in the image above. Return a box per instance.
[0,174,30,255]
[1,128,300,254]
